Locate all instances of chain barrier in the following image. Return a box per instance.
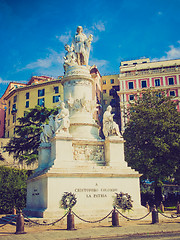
[0,215,17,228]
[157,210,180,219]
[72,210,113,223]
[116,209,151,221]
[23,211,68,226]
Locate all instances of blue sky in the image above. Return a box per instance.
[0,0,180,97]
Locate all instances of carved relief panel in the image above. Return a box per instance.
[73,144,105,166]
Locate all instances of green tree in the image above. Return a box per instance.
[5,106,58,165]
[123,89,180,206]
[0,166,32,213]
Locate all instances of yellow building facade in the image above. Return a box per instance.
[101,74,121,127]
[4,77,64,138]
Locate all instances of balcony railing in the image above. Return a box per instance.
[120,66,180,77]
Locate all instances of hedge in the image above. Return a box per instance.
[0,166,33,214]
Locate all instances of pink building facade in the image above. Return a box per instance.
[119,58,180,131]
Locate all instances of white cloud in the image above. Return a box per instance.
[0,77,12,84]
[93,21,105,32]
[19,49,64,71]
[152,42,180,61]
[56,31,72,44]
[89,58,109,69]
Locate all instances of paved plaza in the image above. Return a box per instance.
[1,213,180,240]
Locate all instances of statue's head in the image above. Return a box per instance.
[77,26,83,33]
[107,105,112,112]
[65,44,70,51]
[61,102,65,108]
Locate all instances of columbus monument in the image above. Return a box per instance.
[25,26,145,219]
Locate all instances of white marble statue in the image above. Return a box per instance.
[63,44,78,72]
[72,26,93,66]
[55,102,70,134]
[40,115,55,143]
[103,105,121,138]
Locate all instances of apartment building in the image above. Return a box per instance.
[4,76,64,138]
[119,58,180,131]
[101,74,121,127]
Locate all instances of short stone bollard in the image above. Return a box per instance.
[15,210,25,234]
[159,202,164,213]
[177,201,180,214]
[67,209,75,230]
[12,208,16,215]
[112,207,119,227]
[152,205,159,224]
[146,202,150,212]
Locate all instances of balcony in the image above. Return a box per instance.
[11,109,17,115]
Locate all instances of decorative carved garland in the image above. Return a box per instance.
[60,192,77,210]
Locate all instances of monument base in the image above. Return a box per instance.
[24,168,146,221]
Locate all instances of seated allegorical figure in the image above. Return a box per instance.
[103,105,121,138]
[40,115,55,143]
[63,44,78,72]
[55,102,70,134]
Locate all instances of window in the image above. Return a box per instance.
[13,95,17,103]
[26,92,29,99]
[12,104,16,111]
[103,90,106,94]
[8,101,11,107]
[38,89,45,97]
[128,82,134,89]
[155,79,160,87]
[13,128,16,135]
[53,95,60,103]
[129,95,134,101]
[8,119,10,126]
[170,91,175,96]
[110,79,114,84]
[141,80,147,88]
[168,77,174,85]
[25,101,29,108]
[7,131,9,138]
[38,98,44,107]
[54,86,59,94]
[103,80,106,85]
[13,115,16,123]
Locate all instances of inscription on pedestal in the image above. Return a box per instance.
[74,188,118,198]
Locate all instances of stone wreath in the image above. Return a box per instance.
[60,192,77,210]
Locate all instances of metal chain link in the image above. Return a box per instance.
[116,209,151,221]
[72,210,113,223]
[23,211,68,226]
[0,215,17,228]
[158,211,180,219]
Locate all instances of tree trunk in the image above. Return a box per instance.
[155,185,163,208]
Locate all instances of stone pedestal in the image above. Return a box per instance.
[50,135,73,168]
[105,137,127,168]
[37,143,51,170]
[61,66,100,140]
